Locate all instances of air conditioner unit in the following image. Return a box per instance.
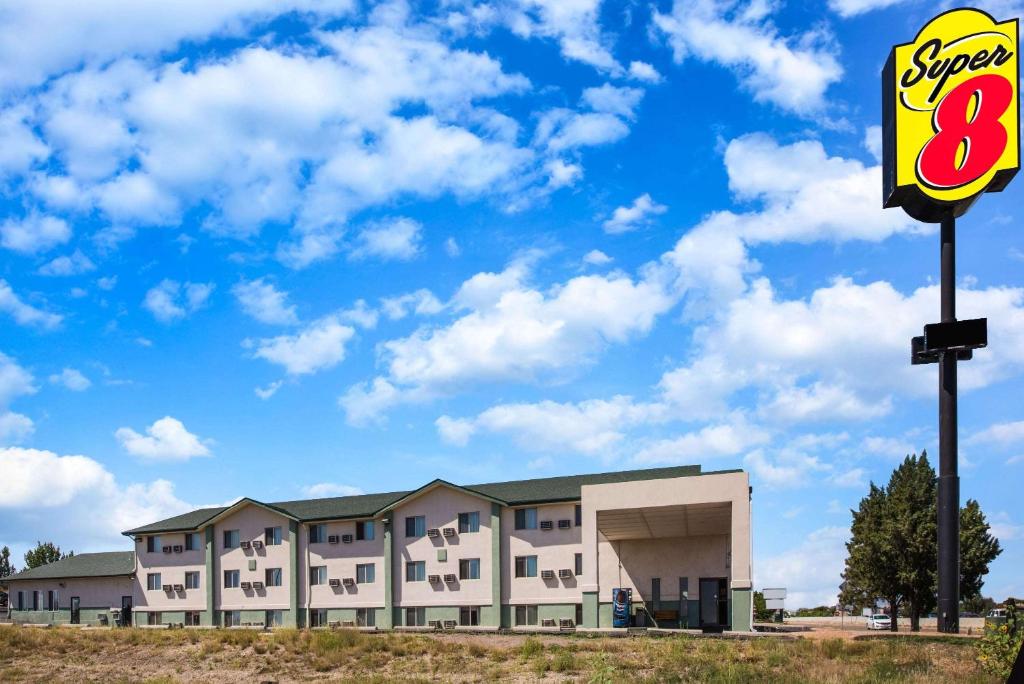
[428,574,441,583]
[443,620,456,630]
[341,620,355,627]
[173,584,184,591]
[539,520,553,531]
[240,541,252,549]
[542,618,556,627]
[162,545,172,553]
[427,528,440,538]
[428,619,442,629]
[328,578,341,587]
[252,540,263,549]
[341,534,353,544]
[328,620,341,628]
[162,584,172,592]
[240,581,252,590]
[557,519,571,529]
[442,527,456,537]
[342,578,355,587]
[172,545,183,553]
[541,570,555,580]
[252,581,264,590]
[444,574,457,583]
[558,569,573,579]
[559,618,575,630]
[328,535,339,544]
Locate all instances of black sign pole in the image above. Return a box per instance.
[936,213,959,634]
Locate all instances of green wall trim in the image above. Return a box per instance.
[490,502,502,628]
[582,591,599,628]
[598,602,613,628]
[288,520,300,629]
[730,588,752,632]
[382,514,393,629]
[204,525,215,626]
[10,608,111,626]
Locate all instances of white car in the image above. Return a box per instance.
[866,614,892,630]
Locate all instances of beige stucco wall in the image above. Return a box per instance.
[7,576,132,609]
[134,531,206,610]
[392,485,493,607]
[302,517,385,609]
[598,535,730,601]
[214,504,293,611]
[502,502,582,605]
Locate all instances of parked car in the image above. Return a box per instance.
[960,611,980,618]
[987,609,1007,619]
[866,614,892,630]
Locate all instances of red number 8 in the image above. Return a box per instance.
[916,73,1013,190]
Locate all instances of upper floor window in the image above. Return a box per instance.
[514,555,537,578]
[575,553,583,577]
[265,526,282,546]
[223,530,240,549]
[459,558,480,580]
[185,532,201,551]
[405,516,426,538]
[266,568,282,587]
[575,504,582,527]
[405,561,426,582]
[514,508,537,530]
[356,563,375,584]
[356,520,375,541]
[146,573,162,590]
[309,524,326,544]
[185,571,200,590]
[458,512,480,534]
[223,570,240,588]
[146,535,160,553]
[310,566,327,586]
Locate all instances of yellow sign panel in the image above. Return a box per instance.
[883,8,1019,222]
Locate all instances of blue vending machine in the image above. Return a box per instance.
[612,587,632,627]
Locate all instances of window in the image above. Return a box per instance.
[31,591,39,611]
[47,590,58,610]
[224,570,240,588]
[356,563,375,584]
[575,504,582,527]
[309,609,327,627]
[575,604,583,627]
[264,526,282,546]
[146,535,160,553]
[185,611,201,626]
[405,561,426,582]
[514,508,537,530]
[265,610,283,627]
[185,571,200,590]
[16,591,23,610]
[575,553,583,577]
[223,530,240,549]
[356,608,375,627]
[405,606,425,626]
[147,573,162,590]
[459,606,480,626]
[266,568,282,587]
[514,556,537,578]
[515,605,538,626]
[309,524,326,544]
[356,520,375,541]
[405,516,426,538]
[147,611,161,626]
[309,565,327,586]
[223,610,240,627]
[459,558,480,580]
[458,511,480,533]
[185,532,201,551]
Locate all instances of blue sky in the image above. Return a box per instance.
[1,0,1022,608]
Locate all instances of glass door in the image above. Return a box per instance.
[121,596,132,626]
[70,597,80,624]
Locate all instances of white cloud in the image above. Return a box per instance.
[380,289,445,320]
[828,467,867,488]
[757,526,848,609]
[580,84,645,119]
[338,377,404,427]
[0,106,49,176]
[444,237,461,257]
[989,512,1023,542]
[254,380,283,400]
[863,125,882,163]
[628,60,662,83]
[653,0,842,115]
[828,0,905,18]
[603,193,668,234]
[48,367,91,391]
[340,299,379,329]
[0,411,34,446]
[115,416,211,461]
[350,217,423,262]
[861,435,918,459]
[744,448,829,489]
[232,277,298,326]
[0,213,71,254]
[582,249,612,266]
[248,314,355,375]
[760,382,892,423]
[143,279,215,323]
[301,482,365,498]
[544,158,583,189]
[0,279,63,330]
[535,109,631,152]
[967,420,1024,448]
[634,421,771,464]
[37,250,96,276]
[0,352,36,446]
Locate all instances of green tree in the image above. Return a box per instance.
[23,541,71,569]
[0,546,14,608]
[886,453,937,632]
[753,591,771,622]
[841,482,903,630]
[959,499,1002,604]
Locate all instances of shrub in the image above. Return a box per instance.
[977,603,1024,680]
[520,637,543,659]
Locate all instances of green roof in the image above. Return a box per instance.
[5,552,135,582]
[125,464,734,536]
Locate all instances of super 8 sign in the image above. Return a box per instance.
[883,8,1019,222]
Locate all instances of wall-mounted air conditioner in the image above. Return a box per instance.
[541,570,555,580]
[162,546,172,553]
[542,618,556,627]
[428,619,442,629]
[252,540,263,549]
[559,618,575,629]
[539,520,553,531]
[341,534,353,544]
[428,574,441,583]
[342,577,355,587]
[241,581,252,590]
[341,620,355,627]
[328,535,340,544]
[442,527,456,537]
[173,584,184,591]
[443,574,457,583]
[162,584,172,592]
[172,545,183,553]
[328,578,341,587]
[427,528,440,538]
[443,620,456,629]
[240,541,252,549]
[252,581,264,590]
[558,569,573,579]
[557,520,571,529]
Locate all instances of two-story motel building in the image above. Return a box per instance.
[4,465,752,631]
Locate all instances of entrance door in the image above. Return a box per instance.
[121,596,133,626]
[699,578,729,627]
[70,597,80,624]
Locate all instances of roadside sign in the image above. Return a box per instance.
[763,588,787,600]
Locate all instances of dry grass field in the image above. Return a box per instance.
[0,625,997,683]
